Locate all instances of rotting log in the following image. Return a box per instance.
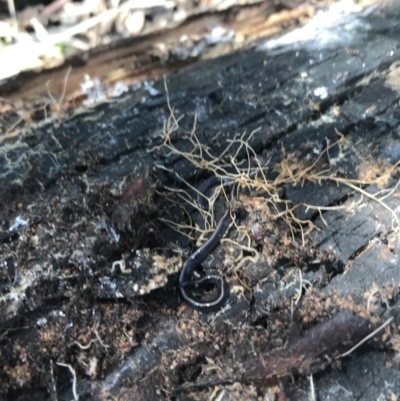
[1,2,400,400]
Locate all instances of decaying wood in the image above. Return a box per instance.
[1,2,400,400]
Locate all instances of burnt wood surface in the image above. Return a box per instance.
[1,2,400,400]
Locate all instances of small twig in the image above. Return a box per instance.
[309,374,316,401]
[294,268,303,305]
[73,339,97,350]
[93,329,110,350]
[49,360,58,401]
[339,316,394,358]
[56,362,79,401]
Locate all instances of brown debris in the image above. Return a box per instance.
[240,310,371,384]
